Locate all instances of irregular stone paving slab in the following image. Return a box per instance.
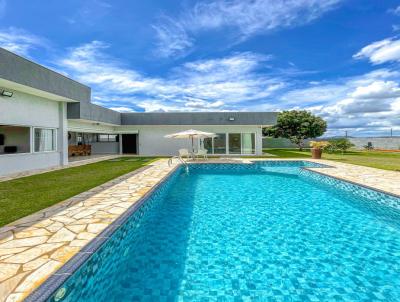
[0,159,178,302]
[1,157,399,302]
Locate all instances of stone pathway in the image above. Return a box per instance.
[0,159,178,302]
[0,157,399,302]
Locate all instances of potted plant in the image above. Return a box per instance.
[309,141,330,159]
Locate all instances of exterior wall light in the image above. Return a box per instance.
[229,117,235,121]
[0,89,13,97]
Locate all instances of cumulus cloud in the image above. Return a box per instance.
[353,37,400,64]
[280,70,400,136]
[55,41,285,112]
[0,27,47,57]
[153,0,341,57]
[350,81,400,99]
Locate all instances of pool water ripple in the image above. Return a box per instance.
[46,162,400,302]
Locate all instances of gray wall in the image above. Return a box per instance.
[263,137,400,150]
[91,142,119,154]
[0,48,90,102]
[121,112,277,126]
[349,137,400,150]
[67,102,121,125]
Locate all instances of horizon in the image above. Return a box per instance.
[1,0,400,137]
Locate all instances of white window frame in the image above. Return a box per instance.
[33,127,57,153]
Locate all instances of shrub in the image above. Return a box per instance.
[327,138,354,154]
[309,141,330,150]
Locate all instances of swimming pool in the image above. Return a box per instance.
[34,161,400,301]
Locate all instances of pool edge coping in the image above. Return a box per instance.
[24,164,181,302]
[23,159,400,301]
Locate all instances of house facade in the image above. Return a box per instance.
[0,48,277,176]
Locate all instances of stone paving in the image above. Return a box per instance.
[0,159,178,302]
[0,157,399,302]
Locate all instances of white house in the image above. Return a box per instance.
[0,48,277,176]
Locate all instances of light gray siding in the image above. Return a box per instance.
[0,47,90,102]
[121,112,277,126]
[67,103,121,125]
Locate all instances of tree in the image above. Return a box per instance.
[264,110,327,150]
[327,138,354,154]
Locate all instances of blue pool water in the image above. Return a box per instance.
[47,162,400,302]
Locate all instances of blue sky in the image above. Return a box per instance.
[1,0,400,136]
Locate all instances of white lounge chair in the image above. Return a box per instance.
[195,149,208,160]
[179,148,190,160]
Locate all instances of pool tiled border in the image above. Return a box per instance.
[0,159,179,302]
[25,165,181,302]
[0,158,399,302]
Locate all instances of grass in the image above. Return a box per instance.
[0,157,157,227]
[265,148,400,171]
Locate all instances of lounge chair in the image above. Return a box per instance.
[195,149,208,160]
[179,148,190,160]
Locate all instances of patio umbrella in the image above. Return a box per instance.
[164,129,216,154]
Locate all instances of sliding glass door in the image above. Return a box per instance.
[228,133,241,154]
[214,133,226,154]
[201,132,255,155]
[242,133,255,154]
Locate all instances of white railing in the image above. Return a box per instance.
[168,156,189,172]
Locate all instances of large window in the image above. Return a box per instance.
[202,133,226,154]
[201,132,256,155]
[0,125,31,154]
[34,128,56,152]
[97,134,118,142]
[229,133,241,154]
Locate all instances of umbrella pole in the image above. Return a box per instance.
[191,136,194,155]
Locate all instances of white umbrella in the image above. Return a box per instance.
[164,129,216,154]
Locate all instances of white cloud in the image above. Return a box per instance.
[353,37,400,64]
[55,40,400,135]
[280,69,400,135]
[153,0,341,57]
[0,27,47,57]
[152,16,194,58]
[55,41,285,112]
[65,0,112,26]
[389,5,400,16]
[109,106,135,113]
[350,81,400,99]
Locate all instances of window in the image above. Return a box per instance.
[202,133,226,154]
[34,128,56,152]
[0,125,31,154]
[203,137,213,154]
[213,133,226,154]
[97,134,118,142]
[228,133,241,154]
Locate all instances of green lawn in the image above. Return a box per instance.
[265,148,400,171]
[0,157,157,227]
